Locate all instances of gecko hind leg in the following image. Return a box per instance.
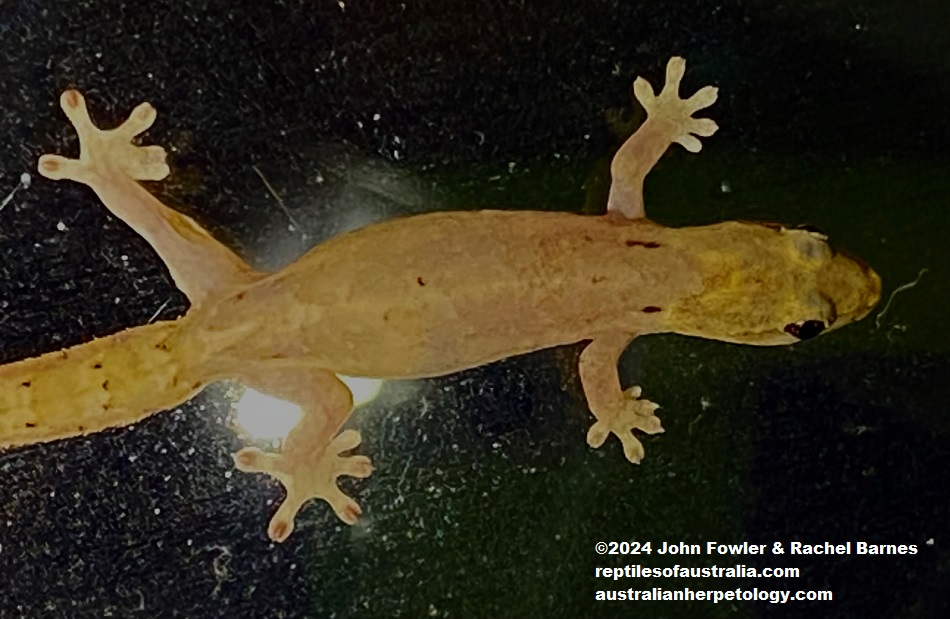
[37,90,262,304]
[231,367,372,542]
[235,429,373,542]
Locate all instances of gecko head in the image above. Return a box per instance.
[668,222,881,346]
[813,241,881,331]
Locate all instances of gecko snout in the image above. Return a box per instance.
[819,250,880,325]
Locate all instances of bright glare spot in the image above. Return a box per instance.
[233,378,383,441]
[234,388,303,440]
[339,375,384,406]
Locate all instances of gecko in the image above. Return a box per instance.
[2,57,880,542]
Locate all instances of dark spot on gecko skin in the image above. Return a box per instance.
[191,381,201,390]
[102,403,112,411]
[417,277,426,286]
[383,312,390,322]
[93,362,103,369]
[172,375,179,386]
[642,306,662,313]
[584,235,593,242]
[102,380,109,391]
[25,422,36,428]
[591,275,606,284]
[625,240,660,248]
[236,292,246,301]
[77,425,85,432]
[60,351,69,360]
[21,381,31,388]
[154,341,170,351]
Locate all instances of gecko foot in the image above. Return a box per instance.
[587,386,663,464]
[633,56,719,153]
[233,429,373,542]
[38,90,170,184]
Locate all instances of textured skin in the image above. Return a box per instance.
[2,57,880,542]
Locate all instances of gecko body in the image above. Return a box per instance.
[207,212,692,378]
[2,58,880,541]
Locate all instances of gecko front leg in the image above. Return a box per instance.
[608,56,719,219]
[579,332,663,463]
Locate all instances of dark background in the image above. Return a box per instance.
[1,0,948,617]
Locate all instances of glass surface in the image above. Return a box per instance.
[0,1,947,617]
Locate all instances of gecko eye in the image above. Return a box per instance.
[784,320,826,340]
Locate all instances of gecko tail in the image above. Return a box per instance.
[0,314,209,450]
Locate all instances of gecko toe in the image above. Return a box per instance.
[337,500,363,525]
[141,145,168,163]
[663,56,686,90]
[686,86,719,113]
[61,89,83,109]
[60,89,90,120]
[330,429,362,453]
[633,77,657,112]
[37,155,82,181]
[632,411,664,435]
[117,144,170,181]
[620,433,646,464]
[340,455,374,479]
[586,421,610,448]
[268,517,294,543]
[327,489,363,525]
[688,117,719,137]
[58,90,97,141]
[118,102,158,138]
[232,447,267,471]
[674,134,703,153]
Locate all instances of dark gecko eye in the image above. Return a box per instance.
[784,320,826,340]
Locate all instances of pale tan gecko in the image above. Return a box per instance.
[3,57,880,542]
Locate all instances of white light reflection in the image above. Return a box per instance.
[233,388,303,441]
[233,376,384,441]
[338,375,384,406]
